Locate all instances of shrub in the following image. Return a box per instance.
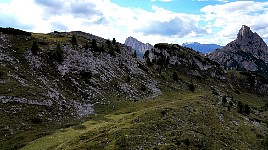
[172,71,178,81]
[30,117,42,124]
[222,95,227,104]
[144,50,149,58]
[112,38,116,45]
[134,51,137,58]
[31,41,39,55]
[0,71,3,79]
[141,84,147,91]
[71,34,77,45]
[237,101,243,113]
[91,39,98,50]
[106,39,111,47]
[189,83,195,92]
[84,43,89,50]
[244,104,250,115]
[50,43,64,63]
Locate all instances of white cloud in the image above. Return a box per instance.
[1,0,267,46]
[0,0,207,45]
[201,1,268,44]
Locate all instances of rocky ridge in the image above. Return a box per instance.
[124,36,153,54]
[208,25,268,74]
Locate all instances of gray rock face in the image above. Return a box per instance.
[124,36,153,53]
[208,25,268,74]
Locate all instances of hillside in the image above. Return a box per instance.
[0,28,268,149]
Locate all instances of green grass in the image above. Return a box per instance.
[21,89,268,149]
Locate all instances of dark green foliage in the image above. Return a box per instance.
[238,101,243,113]
[144,50,149,58]
[235,90,240,94]
[0,27,31,36]
[109,49,116,57]
[126,76,131,82]
[91,39,98,50]
[80,71,92,79]
[184,138,190,147]
[106,39,111,48]
[50,43,64,63]
[112,38,116,45]
[115,44,121,54]
[84,43,89,50]
[172,71,178,81]
[134,51,137,58]
[189,83,195,92]
[222,95,227,104]
[156,57,165,67]
[244,104,250,115]
[71,35,77,45]
[0,71,3,79]
[141,84,146,91]
[31,41,39,55]
[30,118,42,124]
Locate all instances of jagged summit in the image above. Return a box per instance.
[208,25,268,74]
[235,25,268,56]
[124,36,153,54]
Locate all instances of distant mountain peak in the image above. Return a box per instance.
[125,37,153,54]
[182,42,222,53]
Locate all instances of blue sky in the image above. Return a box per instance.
[0,0,268,45]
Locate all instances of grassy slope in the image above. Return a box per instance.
[22,88,268,149]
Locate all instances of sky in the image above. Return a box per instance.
[0,0,268,46]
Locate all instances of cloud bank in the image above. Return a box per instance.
[0,0,267,45]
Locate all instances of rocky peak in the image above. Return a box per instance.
[208,25,268,75]
[125,36,153,53]
[234,25,268,55]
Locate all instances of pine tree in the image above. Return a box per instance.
[238,101,243,113]
[134,51,137,58]
[244,104,250,115]
[112,38,116,45]
[71,34,77,45]
[50,43,64,63]
[31,41,39,55]
[91,39,97,50]
[172,71,178,81]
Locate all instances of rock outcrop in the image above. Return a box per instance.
[124,36,153,54]
[208,25,268,75]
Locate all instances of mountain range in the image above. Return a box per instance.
[182,42,222,53]
[0,26,268,149]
